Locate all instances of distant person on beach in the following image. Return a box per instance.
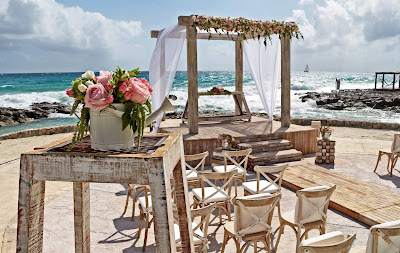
[336,78,341,90]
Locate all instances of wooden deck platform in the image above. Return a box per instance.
[159,118,318,165]
[283,162,400,226]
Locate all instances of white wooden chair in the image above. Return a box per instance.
[192,170,237,224]
[275,185,336,252]
[123,184,150,221]
[374,133,400,177]
[174,204,216,253]
[184,151,209,188]
[221,193,281,253]
[242,163,288,196]
[213,148,252,196]
[298,231,356,253]
[349,219,400,253]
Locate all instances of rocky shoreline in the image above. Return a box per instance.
[298,89,400,112]
[0,102,71,127]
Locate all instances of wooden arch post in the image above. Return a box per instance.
[281,37,291,127]
[179,16,199,134]
[235,40,243,114]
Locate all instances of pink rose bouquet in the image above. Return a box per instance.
[66,67,153,149]
[84,84,111,111]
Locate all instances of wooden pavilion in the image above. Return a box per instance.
[151,15,291,134]
[150,15,317,169]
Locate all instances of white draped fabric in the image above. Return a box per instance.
[149,24,186,131]
[242,35,281,121]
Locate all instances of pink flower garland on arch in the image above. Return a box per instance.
[191,15,303,45]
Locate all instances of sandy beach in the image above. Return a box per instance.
[0,124,398,252]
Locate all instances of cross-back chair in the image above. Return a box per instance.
[137,186,153,251]
[123,184,150,221]
[221,192,281,253]
[192,170,237,224]
[174,204,216,253]
[242,163,288,196]
[350,219,400,253]
[298,231,356,253]
[374,133,400,177]
[275,185,336,252]
[213,148,252,196]
[184,151,209,188]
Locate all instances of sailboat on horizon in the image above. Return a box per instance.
[304,64,309,72]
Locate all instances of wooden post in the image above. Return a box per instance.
[382,74,385,88]
[281,37,291,127]
[17,154,46,253]
[375,73,377,90]
[73,182,90,253]
[235,40,243,115]
[398,74,400,90]
[186,26,198,134]
[393,73,396,90]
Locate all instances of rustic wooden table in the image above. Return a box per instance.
[16,133,194,253]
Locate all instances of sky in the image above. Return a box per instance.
[1,0,400,73]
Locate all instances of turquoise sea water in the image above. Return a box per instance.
[0,71,398,135]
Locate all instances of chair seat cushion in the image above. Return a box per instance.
[242,180,279,194]
[300,231,345,247]
[192,187,230,203]
[348,246,367,253]
[281,210,296,225]
[174,222,204,246]
[213,164,245,175]
[186,170,199,180]
[138,194,152,211]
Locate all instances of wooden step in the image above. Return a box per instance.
[235,134,282,143]
[238,139,292,153]
[248,149,302,169]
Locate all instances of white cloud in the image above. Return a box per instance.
[0,0,143,72]
[299,0,314,5]
[290,0,400,72]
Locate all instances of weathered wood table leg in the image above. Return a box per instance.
[17,155,46,253]
[73,182,90,253]
[148,135,194,252]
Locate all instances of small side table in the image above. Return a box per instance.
[315,139,335,164]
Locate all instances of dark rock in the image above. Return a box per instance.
[299,89,400,113]
[0,102,71,127]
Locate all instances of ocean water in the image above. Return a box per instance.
[0,71,398,135]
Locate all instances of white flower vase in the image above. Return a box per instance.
[222,142,229,149]
[89,103,134,150]
[321,132,331,141]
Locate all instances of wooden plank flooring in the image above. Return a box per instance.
[283,163,400,226]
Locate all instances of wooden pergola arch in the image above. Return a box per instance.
[151,15,291,134]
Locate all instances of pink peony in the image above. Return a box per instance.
[127,78,152,104]
[105,95,114,104]
[96,71,113,85]
[119,82,128,93]
[84,84,111,111]
[66,88,74,97]
[104,82,112,92]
